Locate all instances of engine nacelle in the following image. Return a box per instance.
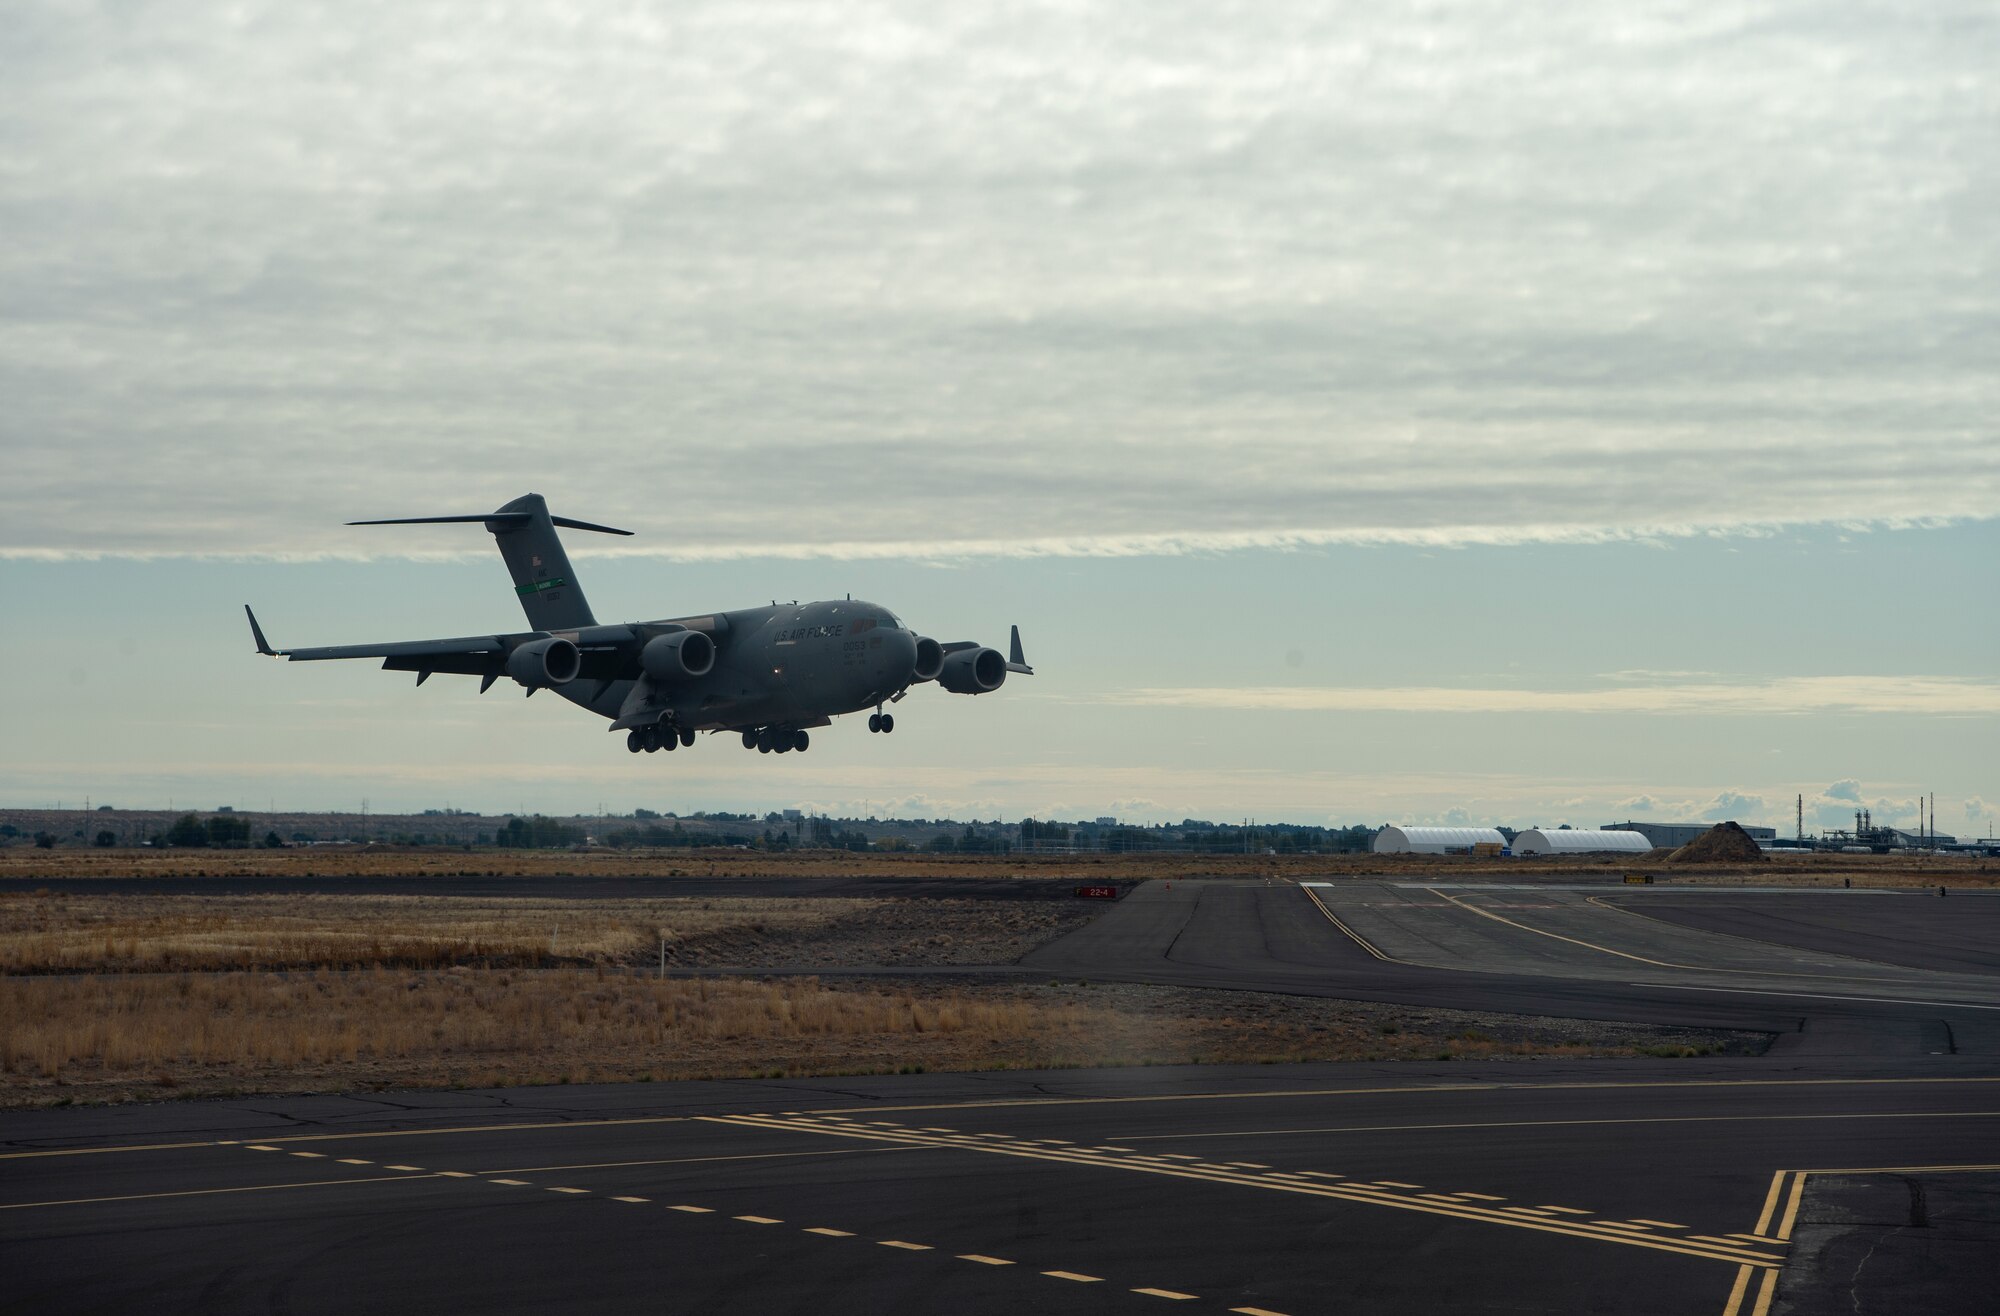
[937,646,1006,695]
[506,636,581,688]
[911,636,944,682]
[640,630,715,681]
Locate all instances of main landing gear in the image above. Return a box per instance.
[626,725,696,754]
[867,711,895,734]
[743,726,810,754]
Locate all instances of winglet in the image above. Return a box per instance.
[1006,624,1034,675]
[245,605,277,657]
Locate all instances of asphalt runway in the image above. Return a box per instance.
[6,877,1998,1313]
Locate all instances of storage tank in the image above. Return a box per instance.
[1373,825,1508,855]
[1510,828,1652,856]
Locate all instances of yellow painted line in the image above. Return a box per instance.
[548,1187,589,1195]
[488,1179,530,1186]
[1458,1193,1508,1203]
[1372,1180,1423,1189]
[245,1145,279,1152]
[1299,882,1396,961]
[337,1158,372,1166]
[958,1254,1014,1266]
[1231,1307,1293,1316]
[437,1171,473,1178]
[1109,1110,2000,1143]
[1535,1205,1592,1216]
[804,1227,854,1237]
[476,1147,904,1177]
[919,1127,957,1133]
[1133,1287,1199,1300]
[1590,1220,1653,1232]
[1425,887,1699,969]
[1043,1270,1102,1283]
[705,1114,1782,1268]
[1159,1154,1200,1161]
[668,1205,713,1214]
[1690,1235,1763,1248]
[291,1151,326,1159]
[878,1240,931,1251]
[1751,1170,1788,1237]
[1749,1268,1778,1316]
[1727,1233,1780,1244]
[1227,1162,1270,1169]
[1774,1172,1808,1242]
[0,1173,440,1211]
[790,1074,2000,1120]
[1720,1264,1755,1316]
[1632,1219,1686,1229]
[735,1214,782,1224]
[384,1165,425,1172]
[613,1196,649,1203]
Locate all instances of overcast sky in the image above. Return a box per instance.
[3,2,1993,832]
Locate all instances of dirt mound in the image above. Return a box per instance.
[1668,821,1768,863]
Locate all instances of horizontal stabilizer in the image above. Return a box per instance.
[347,513,633,536]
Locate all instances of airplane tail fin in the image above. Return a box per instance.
[349,493,632,631]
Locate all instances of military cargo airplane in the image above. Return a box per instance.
[245,493,1032,755]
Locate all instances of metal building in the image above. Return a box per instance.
[1373,825,1507,854]
[1602,821,1777,848]
[1511,828,1653,856]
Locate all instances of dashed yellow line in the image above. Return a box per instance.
[1043,1270,1102,1283]
[0,1174,441,1211]
[957,1254,1013,1266]
[734,1214,782,1224]
[804,1227,853,1237]
[1133,1287,1199,1300]
[668,1204,712,1214]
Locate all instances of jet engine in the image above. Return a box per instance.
[507,636,581,688]
[911,636,944,682]
[640,630,716,681]
[937,647,1006,694]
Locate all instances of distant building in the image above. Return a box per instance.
[1602,821,1777,849]
[1889,829,1954,848]
[1373,825,1507,855]
[1512,828,1653,856]
[1094,816,1117,826]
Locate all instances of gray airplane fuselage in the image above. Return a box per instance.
[565,600,919,731]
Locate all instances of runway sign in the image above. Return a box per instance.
[1074,885,1119,899]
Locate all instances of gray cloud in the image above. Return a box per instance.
[4,1,1996,558]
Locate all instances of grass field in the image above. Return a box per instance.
[0,970,1762,1108]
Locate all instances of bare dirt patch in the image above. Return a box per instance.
[0,970,1765,1109]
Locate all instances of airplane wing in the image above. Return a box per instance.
[245,606,633,690]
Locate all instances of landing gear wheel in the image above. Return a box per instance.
[880,713,894,734]
[757,729,774,753]
[662,731,677,751]
[680,728,696,748]
[868,713,881,733]
[742,730,759,750]
[641,726,661,752]
[794,730,810,752]
[626,730,644,753]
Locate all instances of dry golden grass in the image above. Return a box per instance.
[0,971,1760,1107]
[0,893,878,973]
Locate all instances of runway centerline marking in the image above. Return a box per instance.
[699,1113,1783,1269]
